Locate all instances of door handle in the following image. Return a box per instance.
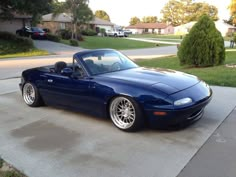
[48,79,53,83]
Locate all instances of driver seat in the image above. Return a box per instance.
[55,61,67,74]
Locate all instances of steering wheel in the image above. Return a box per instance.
[110,62,122,71]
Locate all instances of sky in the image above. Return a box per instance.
[89,0,231,26]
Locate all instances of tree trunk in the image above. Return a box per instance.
[74,21,78,40]
[71,21,74,39]
[73,23,77,39]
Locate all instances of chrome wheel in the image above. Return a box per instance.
[23,83,36,105]
[110,97,136,129]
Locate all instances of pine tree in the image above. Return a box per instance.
[177,15,225,67]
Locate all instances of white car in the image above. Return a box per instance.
[106,30,125,37]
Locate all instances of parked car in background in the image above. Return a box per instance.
[16,26,47,39]
[123,30,132,37]
[16,26,32,37]
[106,29,125,37]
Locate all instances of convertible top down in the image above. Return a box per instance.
[20,49,212,132]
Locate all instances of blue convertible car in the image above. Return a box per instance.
[20,49,212,132]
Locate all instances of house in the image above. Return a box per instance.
[39,13,115,34]
[174,20,236,36]
[125,23,174,35]
[0,13,32,33]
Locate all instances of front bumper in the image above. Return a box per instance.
[146,96,211,129]
[145,82,212,129]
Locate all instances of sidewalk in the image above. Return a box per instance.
[126,37,230,47]
[178,107,236,177]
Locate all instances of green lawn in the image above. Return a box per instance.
[136,51,236,87]
[0,39,49,59]
[61,36,169,49]
[131,34,231,42]
[130,34,184,39]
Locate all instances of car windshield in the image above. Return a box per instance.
[31,27,44,32]
[81,50,138,75]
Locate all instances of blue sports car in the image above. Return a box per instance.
[20,49,212,132]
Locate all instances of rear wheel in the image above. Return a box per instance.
[22,82,43,107]
[109,96,144,132]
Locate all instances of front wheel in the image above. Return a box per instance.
[109,96,144,132]
[22,82,43,107]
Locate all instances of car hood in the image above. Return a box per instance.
[100,67,200,94]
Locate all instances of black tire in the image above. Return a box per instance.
[109,96,144,132]
[22,82,43,107]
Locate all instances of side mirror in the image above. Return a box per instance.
[61,67,73,76]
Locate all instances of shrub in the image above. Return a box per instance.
[0,31,18,40]
[81,29,97,36]
[15,37,34,51]
[76,35,84,41]
[57,29,72,40]
[47,33,61,42]
[70,39,79,46]
[0,32,34,52]
[177,15,225,67]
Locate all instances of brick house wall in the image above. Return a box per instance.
[38,21,72,34]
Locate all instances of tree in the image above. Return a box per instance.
[188,3,218,21]
[95,10,110,21]
[177,15,225,67]
[229,0,236,24]
[142,16,158,23]
[129,16,141,25]
[0,0,53,25]
[53,0,93,39]
[161,0,218,26]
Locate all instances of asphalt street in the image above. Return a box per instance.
[0,41,178,80]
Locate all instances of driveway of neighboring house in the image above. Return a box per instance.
[33,40,84,55]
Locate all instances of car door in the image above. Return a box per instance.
[39,72,93,111]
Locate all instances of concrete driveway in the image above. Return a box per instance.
[0,78,236,177]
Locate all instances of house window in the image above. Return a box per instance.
[60,23,65,29]
[144,28,148,33]
[158,28,161,34]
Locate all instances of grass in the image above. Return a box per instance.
[0,39,49,59]
[61,36,168,49]
[130,34,183,39]
[0,49,48,59]
[0,171,24,177]
[0,157,25,177]
[136,51,236,87]
[131,34,231,42]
